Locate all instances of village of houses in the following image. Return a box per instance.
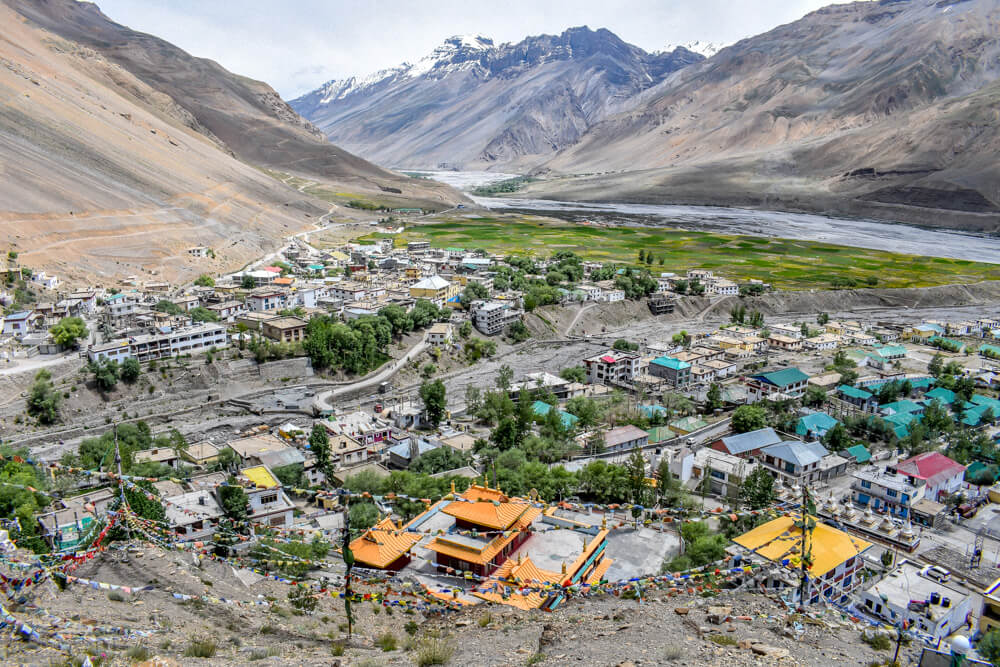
[7,235,1000,652]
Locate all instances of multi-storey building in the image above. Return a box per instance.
[583,350,641,385]
[88,323,228,363]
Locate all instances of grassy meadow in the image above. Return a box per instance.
[361,215,1000,290]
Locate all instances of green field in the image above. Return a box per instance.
[362,216,1000,289]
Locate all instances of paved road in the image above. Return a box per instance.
[312,335,428,412]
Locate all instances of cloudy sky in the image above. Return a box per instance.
[92,0,844,100]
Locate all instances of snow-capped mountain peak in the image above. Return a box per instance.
[661,40,726,58]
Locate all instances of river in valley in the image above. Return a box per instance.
[408,169,1000,264]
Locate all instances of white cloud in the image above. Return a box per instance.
[93,0,853,99]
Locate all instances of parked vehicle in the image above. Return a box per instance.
[920,565,951,583]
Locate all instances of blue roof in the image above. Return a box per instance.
[760,440,829,467]
[388,439,438,461]
[795,412,839,437]
[971,394,1000,412]
[720,427,781,455]
[5,311,30,320]
[651,356,691,370]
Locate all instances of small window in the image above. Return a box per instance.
[886,489,897,498]
[861,480,871,489]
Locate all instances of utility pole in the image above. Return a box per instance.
[797,485,814,608]
[341,494,354,641]
[113,423,132,543]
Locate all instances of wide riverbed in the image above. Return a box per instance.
[410,170,1000,264]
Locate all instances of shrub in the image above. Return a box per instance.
[404,620,419,636]
[862,633,893,651]
[184,639,217,658]
[107,590,125,602]
[375,632,398,652]
[331,642,345,656]
[663,646,685,661]
[478,612,491,628]
[708,634,737,647]
[126,645,152,661]
[416,638,455,666]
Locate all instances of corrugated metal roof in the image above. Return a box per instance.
[720,427,781,455]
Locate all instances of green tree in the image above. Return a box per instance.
[705,383,723,412]
[49,316,89,348]
[153,300,182,316]
[638,249,646,263]
[822,422,851,451]
[507,319,530,342]
[89,358,120,391]
[496,364,514,391]
[218,479,250,523]
[464,385,483,415]
[194,274,215,287]
[419,379,447,427]
[928,352,944,378]
[740,467,776,510]
[189,306,219,323]
[802,386,827,408]
[559,366,587,383]
[613,339,639,352]
[411,446,468,474]
[816,312,829,325]
[732,404,767,433]
[459,321,472,338]
[27,369,61,424]
[349,502,379,531]
[288,584,318,613]
[460,282,489,308]
[215,447,239,473]
[625,447,651,505]
[241,274,256,289]
[309,423,331,481]
[120,357,141,384]
[979,629,1000,665]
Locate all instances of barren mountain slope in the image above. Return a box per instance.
[530,0,1000,230]
[292,29,702,170]
[0,4,330,284]
[4,0,460,209]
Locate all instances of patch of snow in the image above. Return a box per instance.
[660,40,727,58]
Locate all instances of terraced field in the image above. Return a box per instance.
[362,215,1000,289]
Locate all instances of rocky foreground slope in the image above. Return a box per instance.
[7,542,900,666]
[0,0,461,283]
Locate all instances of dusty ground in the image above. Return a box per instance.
[2,541,902,666]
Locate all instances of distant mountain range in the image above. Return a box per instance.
[295,0,1000,230]
[0,0,461,282]
[291,28,704,170]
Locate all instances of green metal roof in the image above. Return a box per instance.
[846,444,871,463]
[924,387,957,405]
[753,367,809,387]
[651,356,691,370]
[838,384,873,400]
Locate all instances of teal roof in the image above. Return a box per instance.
[846,444,871,463]
[929,335,964,349]
[980,344,1000,356]
[838,384,873,400]
[670,416,708,432]
[879,400,924,416]
[971,394,1000,412]
[532,401,579,428]
[909,378,935,391]
[651,356,691,371]
[882,411,920,439]
[308,263,325,270]
[646,426,674,443]
[752,367,809,388]
[874,345,907,358]
[924,387,957,405]
[795,412,839,437]
[639,405,668,418]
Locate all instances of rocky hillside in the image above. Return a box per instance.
[0,0,461,283]
[291,28,703,170]
[533,0,1000,230]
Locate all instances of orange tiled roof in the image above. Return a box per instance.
[442,485,538,530]
[586,558,613,585]
[425,506,540,566]
[348,517,422,569]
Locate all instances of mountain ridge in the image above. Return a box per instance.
[291,27,703,170]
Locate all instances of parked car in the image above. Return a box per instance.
[958,502,979,519]
[920,565,951,583]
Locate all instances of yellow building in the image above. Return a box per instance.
[732,514,872,604]
[981,578,1000,635]
[409,275,453,302]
